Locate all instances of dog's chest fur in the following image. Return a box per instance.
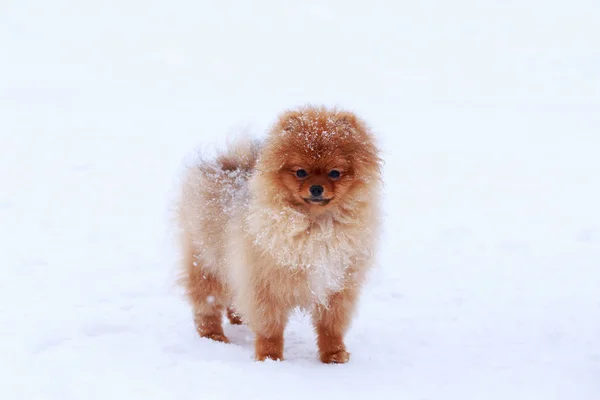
[246,203,369,304]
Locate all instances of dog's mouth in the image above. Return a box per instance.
[303,197,332,205]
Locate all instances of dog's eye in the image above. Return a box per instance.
[296,169,308,178]
[328,170,341,179]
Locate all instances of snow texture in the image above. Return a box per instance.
[1,0,599,399]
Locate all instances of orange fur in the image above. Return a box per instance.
[176,105,382,363]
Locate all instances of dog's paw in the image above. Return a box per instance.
[255,352,284,362]
[200,332,230,343]
[320,350,350,364]
[255,334,284,362]
[227,308,243,325]
[228,315,243,325]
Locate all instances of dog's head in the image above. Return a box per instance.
[254,106,382,216]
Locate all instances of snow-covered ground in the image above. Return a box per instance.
[1,1,599,399]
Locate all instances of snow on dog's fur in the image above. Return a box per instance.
[176,105,382,363]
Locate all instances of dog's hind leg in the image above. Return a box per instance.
[179,238,229,343]
[189,270,229,343]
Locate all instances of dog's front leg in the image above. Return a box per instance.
[312,286,360,364]
[250,291,290,362]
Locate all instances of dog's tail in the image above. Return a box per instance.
[214,136,262,173]
[178,135,262,214]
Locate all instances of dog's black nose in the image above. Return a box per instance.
[310,185,324,197]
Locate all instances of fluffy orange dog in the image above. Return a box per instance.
[176,105,382,363]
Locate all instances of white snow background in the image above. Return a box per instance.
[1,1,599,399]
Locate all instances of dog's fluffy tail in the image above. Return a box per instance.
[179,136,262,214]
[214,136,262,173]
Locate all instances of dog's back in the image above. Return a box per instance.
[177,137,261,283]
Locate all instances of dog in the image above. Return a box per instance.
[176,105,382,363]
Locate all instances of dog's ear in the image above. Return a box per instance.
[335,112,359,130]
[273,111,303,135]
[336,112,383,179]
[336,111,373,140]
